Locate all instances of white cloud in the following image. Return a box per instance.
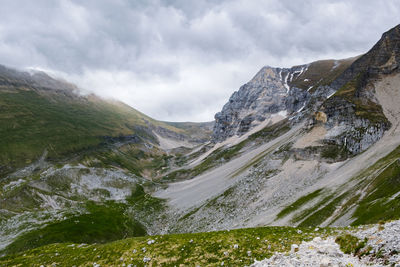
[0,0,399,121]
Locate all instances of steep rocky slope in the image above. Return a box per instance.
[212,57,356,142]
[319,25,400,155]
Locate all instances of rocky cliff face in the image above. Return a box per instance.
[212,58,355,143]
[213,24,400,156]
[319,24,400,154]
[212,65,311,142]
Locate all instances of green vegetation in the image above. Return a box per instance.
[335,234,367,255]
[299,192,348,227]
[162,144,246,182]
[163,121,213,142]
[332,72,389,125]
[83,143,171,177]
[291,57,356,92]
[321,144,349,160]
[352,158,400,225]
[0,86,185,175]
[285,145,400,227]
[3,202,147,255]
[308,145,400,226]
[0,225,334,266]
[126,184,166,216]
[276,189,323,219]
[290,193,335,224]
[163,119,291,182]
[178,205,203,222]
[0,180,43,212]
[1,171,167,257]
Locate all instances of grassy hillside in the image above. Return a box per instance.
[0,89,136,166]
[1,179,166,256]
[3,202,147,256]
[164,121,214,142]
[0,69,188,175]
[0,224,336,266]
[289,57,358,91]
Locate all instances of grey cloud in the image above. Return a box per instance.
[0,0,399,121]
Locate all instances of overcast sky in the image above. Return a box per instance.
[0,0,399,121]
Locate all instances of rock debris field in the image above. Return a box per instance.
[353,220,400,266]
[251,220,400,267]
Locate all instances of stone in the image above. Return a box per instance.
[290,244,299,253]
[320,257,331,266]
[212,66,310,142]
[313,237,322,242]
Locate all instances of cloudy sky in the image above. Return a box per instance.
[0,0,399,121]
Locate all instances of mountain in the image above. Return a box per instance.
[154,24,400,234]
[0,65,212,175]
[212,57,356,142]
[1,24,400,265]
[0,65,211,254]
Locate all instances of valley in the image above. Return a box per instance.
[1,24,400,266]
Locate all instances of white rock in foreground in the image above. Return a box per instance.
[250,237,365,267]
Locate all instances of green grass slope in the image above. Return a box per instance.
[0,68,187,175]
[3,202,146,256]
[0,225,336,266]
[289,57,358,91]
[1,184,166,256]
[279,145,400,227]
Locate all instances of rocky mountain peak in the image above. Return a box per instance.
[247,66,281,86]
[331,24,400,90]
[212,65,312,142]
[212,59,350,143]
[372,23,400,72]
[380,23,400,51]
[211,54,358,143]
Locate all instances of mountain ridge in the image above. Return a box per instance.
[0,64,212,176]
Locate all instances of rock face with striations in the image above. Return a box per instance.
[212,65,311,142]
[213,24,400,156]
